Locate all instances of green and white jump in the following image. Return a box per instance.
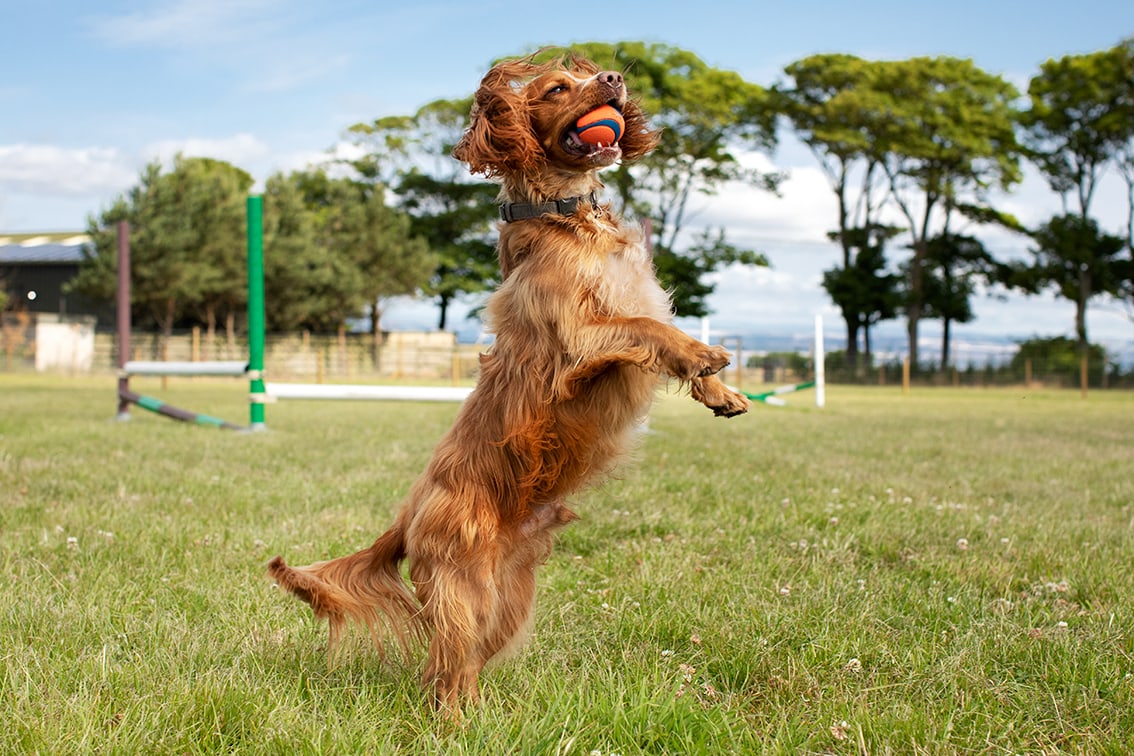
[114,195,472,431]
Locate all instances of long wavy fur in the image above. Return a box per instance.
[268,51,748,716]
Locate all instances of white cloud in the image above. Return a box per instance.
[0,134,290,224]
[0,144,136,196]
[690,163,836,248]
[143,133,272,167]
[272,142,361,176]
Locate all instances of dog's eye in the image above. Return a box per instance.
[545,85,568,97]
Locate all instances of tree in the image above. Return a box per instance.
[348,42,779,322]
[260,171,335,331]
[873,57,1021,370]
[554,41,779,316]
[821,225,902,367]
[779,53,893,370]
[397,169,497,330]
[348,98,498,331]
[1115,39,1134,251]
[1102,39,1134,326]
[68,200,126,307]
[178,157,255,345]
[1020,40,1134,340]
[1007,214,1127,354]
[281,169,433,334]
[349,183,433,337]
[70,156,252,339]
[919,232,997,369]
[1021,44,1132,219]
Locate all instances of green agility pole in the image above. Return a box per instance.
[247,195,267,431]
[744,381,816,406]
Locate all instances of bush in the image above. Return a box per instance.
[1009,336,1108,387]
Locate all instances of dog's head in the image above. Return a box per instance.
[453,53,658,184]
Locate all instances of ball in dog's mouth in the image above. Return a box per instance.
[564,104,625,156]
[575,104,625,146]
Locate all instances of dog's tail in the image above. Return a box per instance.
[268,511,423,659]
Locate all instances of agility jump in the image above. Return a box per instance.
[114,196,472,430]
[115,196,267,431]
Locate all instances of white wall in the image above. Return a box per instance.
[34,314,96,372]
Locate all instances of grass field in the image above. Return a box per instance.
[1,374,1132,754]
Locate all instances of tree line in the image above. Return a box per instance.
[779,42,1134,371]
[68,40,1134,370]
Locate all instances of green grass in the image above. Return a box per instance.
[2,374,1132,754]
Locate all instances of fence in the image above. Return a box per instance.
[4,319,1131,391]
[1,322,484,382]
[824,358,1133,390]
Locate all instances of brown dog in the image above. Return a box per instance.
[268,53,749,712]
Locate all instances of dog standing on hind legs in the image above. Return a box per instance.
[267,51,750,714]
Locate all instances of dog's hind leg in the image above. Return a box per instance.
[409,502,576,713]
[479,502,579,666]
[411,553,497,712]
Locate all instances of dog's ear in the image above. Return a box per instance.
[453,61,545,178]
[615,97,660,164]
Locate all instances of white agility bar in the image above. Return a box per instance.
[265,382,472,402]
[814,314,826,408]
[124,360,248,377]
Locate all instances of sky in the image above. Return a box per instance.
[3,1,1134,363]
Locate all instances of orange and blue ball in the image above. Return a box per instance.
[575,105,625,146]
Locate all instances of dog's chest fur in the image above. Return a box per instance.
[583,219,673,323]
[492,211,674,333]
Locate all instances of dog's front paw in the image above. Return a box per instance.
[691,376,750,417]
[711,389,750,417]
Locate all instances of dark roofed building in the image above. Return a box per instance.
[0,235,111,323]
